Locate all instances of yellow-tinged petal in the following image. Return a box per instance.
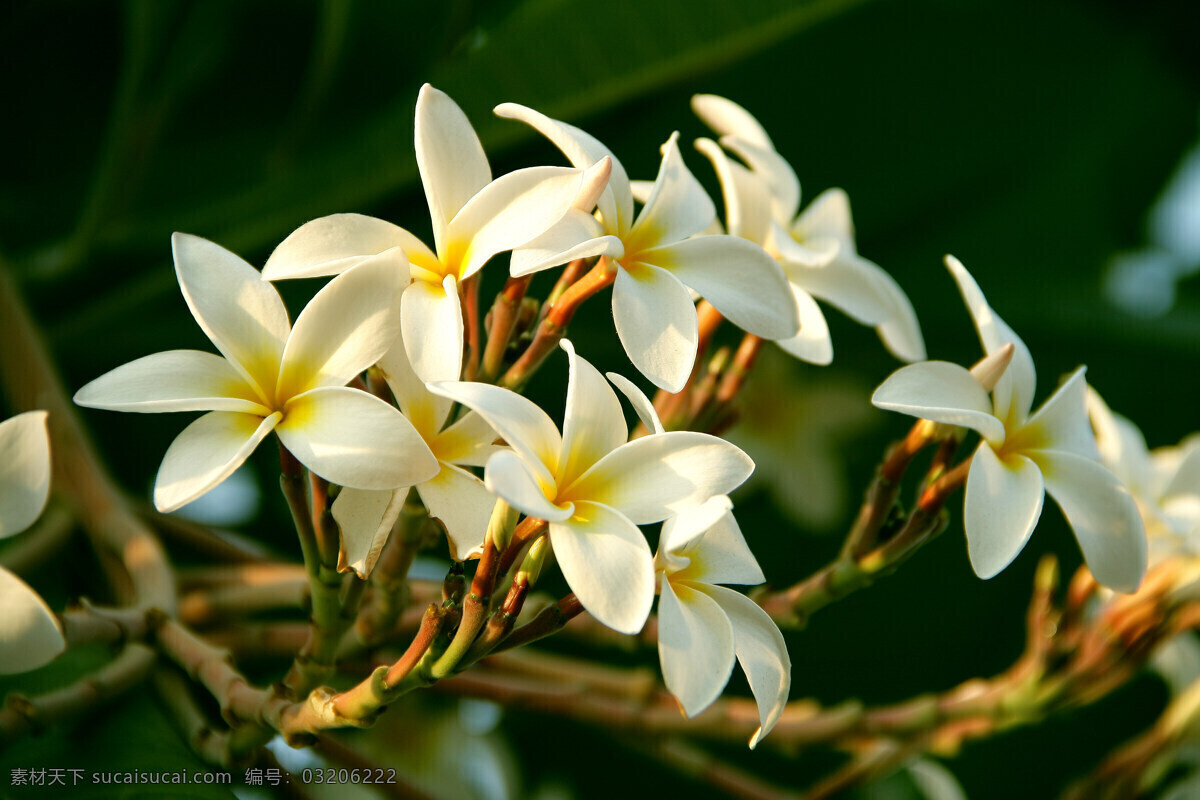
[558,340,626,487]
[332,487,406,579]
[1034,450,1147,593]
[432,410,500,468]
[377,336,453,440]
[275,250,406,401]
[416,463,495,560]
[696,584,791,748]
[401,274,464,385]
[657,577,736,717]
[0,411,51,539]
[73,351,267,416]
[155,411,281,513]
[484,450,570,522]
[672,510,765,587]
[263,213,430,280]
[964,444,1044,579]
[416,84,492,255]
[565,432,753,525]
[1018,367,1099,460]
[0,566,65,674]
[550,500,654,634]
[611,262,698,394]
[278,387,437,491]
[172,233,290,404]
[626,133,715,253]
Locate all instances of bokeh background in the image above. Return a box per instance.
[2,0,1199,797]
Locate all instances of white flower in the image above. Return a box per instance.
[0,410,66,674]
[75,234,438,513]
[430,341,755,634]
[332,335,502,574]
[261,84,597,383]
[1087,388,1200,563]
[495,103,798,393]
[871,256,1146,591]
[654,496,790,749]
[691,93,925,365]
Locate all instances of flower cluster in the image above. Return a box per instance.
[65,83,1159,756]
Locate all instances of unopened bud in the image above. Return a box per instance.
[486,499,520,553]
[969,343,1015,393]
[517,535,552,588]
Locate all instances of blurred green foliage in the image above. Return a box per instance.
[2,0,1198,797]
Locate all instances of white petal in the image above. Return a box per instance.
[1034,450,1148,593]
[627,133,715,250]
[691,94,774,149]
[417,463,495,560]
[791,188,855,253]
[676,510,766,586]
[606,371,664,435]
[697,584,791,748]
[493,107,629,235]
[964,444,1044,579]
[694,137,772,245]
[945,256,1036,424]
[402,274,464,384]
[629,180,656,205]
[872,361,1007,444]
[549,500,654,634]
[657,577,736,717]
[428,381,562,477]
[277,387,438,490]
[276,250,406,400]
[494,103,633,235]
[0,411,51,538]
[1164,438,1200,500]
[720,136,801,225]
[660,495,734,555]
[172,233,290,402]
[567,432,754,524]
[377,336,452,440]
[1021,368,1100,460]
[416,84,492,254]
[74,351,267,415]
[612,262,698,393]
[332,488,405,579]
[0,567,65,675]
[643,237,798,340]
[786,256,895,327]
[773,287,833,365]
[771,220,839,267]
[484,449,570,522]
[509,210,622,277]
[449,166,586,279]
[263,213,431,280]
[155,411,280,513]
[432,411,500,468]
[871,263,927,363]
[559,340,627,486]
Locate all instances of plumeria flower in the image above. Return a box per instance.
[430,340,755,634]
[75,234,438,513]
[332,334,502,574]
[261,84,602,383]
[495,103,798,393]
[1087,388,1200,563]
[871,256,1146,591]
[0,410,67,674]
[691,93,925,365]
[654,496,790,749]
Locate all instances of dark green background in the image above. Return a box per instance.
[2,0,1198,797]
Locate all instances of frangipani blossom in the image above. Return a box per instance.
[1087,388,1200,563]
[262,84,599,383]
[872,257,1146,591]
[75,234,438,513]
[654,496,790,749]
[691,93,925,365]
[496,103,798,393]
[430,340,755,634]
[332,335,502,574]
[0,410,66,675]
